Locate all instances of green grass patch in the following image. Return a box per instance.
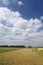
[0,47,18,53]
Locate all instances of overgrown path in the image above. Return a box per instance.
[0,48,43,65]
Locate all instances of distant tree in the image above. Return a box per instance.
[28,46,32,48]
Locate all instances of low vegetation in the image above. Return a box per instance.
[0,47,18,53]
[0,47,43,65]
[32,48,43,57]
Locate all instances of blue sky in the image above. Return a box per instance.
[0,0,43,46]
[0,0,43,19]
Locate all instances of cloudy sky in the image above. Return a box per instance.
[0,0,43,46]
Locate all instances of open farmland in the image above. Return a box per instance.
[0,48,43,65]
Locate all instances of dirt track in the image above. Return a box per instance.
[0,48,43,65]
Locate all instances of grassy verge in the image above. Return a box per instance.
[0,47,18,53]
[32,48,43,57]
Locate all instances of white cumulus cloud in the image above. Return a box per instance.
[1,0,10,5]
[17,1,24,6]
[0,7,43,46]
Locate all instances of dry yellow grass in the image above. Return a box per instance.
[38,48,43,51]
[0,48,43,65]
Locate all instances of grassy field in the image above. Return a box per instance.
[0,47,43,65]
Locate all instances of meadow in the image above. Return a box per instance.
[0,47,43,65]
